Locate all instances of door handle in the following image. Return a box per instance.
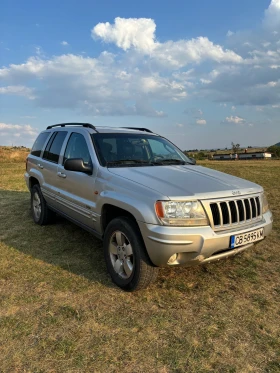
[57,172,67,179]
[37,163,44,169]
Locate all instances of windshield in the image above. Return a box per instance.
[92,133,192,167]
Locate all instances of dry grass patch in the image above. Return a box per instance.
[0,159,279,372]
[0,146,29,163]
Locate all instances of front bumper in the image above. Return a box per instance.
[138,210,273,267]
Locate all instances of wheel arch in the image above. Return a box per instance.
[101,204,138,234]
[29,176,40,189]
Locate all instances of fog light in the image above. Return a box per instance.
[168,253,178,264]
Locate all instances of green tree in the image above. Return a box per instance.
[231,142,240,153]
[267,145,280,158]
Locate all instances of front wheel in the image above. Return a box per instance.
[103,217,158,291]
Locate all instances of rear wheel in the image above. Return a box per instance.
[31,184,56,225]
[104,217,158,291]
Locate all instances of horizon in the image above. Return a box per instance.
[1,0,280,149]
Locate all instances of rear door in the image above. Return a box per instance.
[56,131,99,230]
[39,131,68,207]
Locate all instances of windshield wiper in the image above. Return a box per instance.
[155,159,188,165]
[107,159,152,167]
[106,158,193,167]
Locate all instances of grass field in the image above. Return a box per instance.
[0,158,279,372]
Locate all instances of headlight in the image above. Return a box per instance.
[155,200,209,226]
[262,193,269,214]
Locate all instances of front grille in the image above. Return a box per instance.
[210,196,262,229]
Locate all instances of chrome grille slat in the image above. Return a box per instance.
[256,197,261,216]
[226,202,232,225]
[251,198,257,219]
[209,195,262,230]
[217,203,223,226]
[234,200,240,223]
[248,198,253,219]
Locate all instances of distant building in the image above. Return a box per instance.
[238,152,272,160]
[213,152,272,160]
[213,153,238,160]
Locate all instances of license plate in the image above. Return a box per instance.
[230,228,264,248]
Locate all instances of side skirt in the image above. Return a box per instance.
[48,205,103,241]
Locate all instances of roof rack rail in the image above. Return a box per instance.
[122,127,153,133]
[46,123,98,132]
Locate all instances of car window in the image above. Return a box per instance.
[148,138,181,159]
[31,132,50,157]
[93,133,190,166]
[43,131,67,163]
[148,139,171,156]
[63,132,92,165]
[43,132,56,158]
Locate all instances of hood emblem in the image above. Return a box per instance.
[232,190,241,195]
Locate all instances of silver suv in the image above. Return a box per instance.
[25,123,273,291]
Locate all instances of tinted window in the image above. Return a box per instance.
[43,131,67,163]
[42,132,56,159]
[64,133,92,165]
[148,139,172,156]
[93,133,190,166]
[31,132,50,157]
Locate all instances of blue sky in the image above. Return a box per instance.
[0,0,279,149]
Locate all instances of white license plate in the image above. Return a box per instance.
[230,228,264,248]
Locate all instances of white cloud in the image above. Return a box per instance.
[176,123,184,128]
[0,85,35,99]
[225,116,245,124]
[92,17,156,53]
[35,46,43,56]
[92,17,243,68]
[263,0,280,29]
[231,106,236,111]
[227,30,234,37]
[1,6,280,119]
[262,41,271,47]
[196,119,206,125]
[200,78,211,84]
[184,108,203,117]
[0,54,188,116]
[151,37,243,68]
[61,41,69,46]
[0,123,38,146]
[267,81,278,86]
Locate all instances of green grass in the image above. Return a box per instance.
[0,159,280,372]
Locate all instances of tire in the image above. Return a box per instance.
[31,184,56,225]
[103,217,158,291]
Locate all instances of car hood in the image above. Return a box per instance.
[108,165,262,199]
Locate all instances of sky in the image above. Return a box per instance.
[0,0,280,149]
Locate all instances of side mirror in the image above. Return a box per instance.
[189,157,196,165]
[64,158,93,175]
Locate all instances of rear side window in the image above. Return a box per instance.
[43,131,67,163]
[31,132,50,157]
